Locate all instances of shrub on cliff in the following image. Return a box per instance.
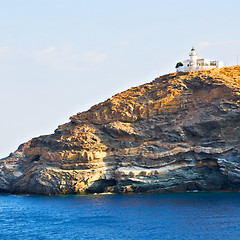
[175,62,183,68]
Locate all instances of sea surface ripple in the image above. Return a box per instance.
[0,192,239,240]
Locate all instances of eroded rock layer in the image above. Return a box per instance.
[1,66,240,194]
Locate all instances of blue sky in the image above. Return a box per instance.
[0,0,240,157]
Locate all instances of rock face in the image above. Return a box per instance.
[1,66,240,195]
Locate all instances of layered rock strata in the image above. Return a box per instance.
[1,66,240,194]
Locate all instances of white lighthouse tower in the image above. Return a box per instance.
[189,47,197,66]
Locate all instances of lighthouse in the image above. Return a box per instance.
[175,47,224,72]
[189,47,197,66]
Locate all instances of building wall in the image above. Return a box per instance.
[217,61,224,68]
[177,65,223,72]
[177,60,224,72]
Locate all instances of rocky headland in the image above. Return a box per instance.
[1,66,240,195]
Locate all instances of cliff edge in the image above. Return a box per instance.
[1,66,240,195]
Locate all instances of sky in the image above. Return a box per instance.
[0,0,240,158]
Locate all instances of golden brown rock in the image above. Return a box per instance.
[1,66,240,194]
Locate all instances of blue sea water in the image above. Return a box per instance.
[0,192,239,240]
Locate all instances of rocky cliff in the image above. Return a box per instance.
[1,66,240,195]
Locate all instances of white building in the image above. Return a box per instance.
[176,47,224,72]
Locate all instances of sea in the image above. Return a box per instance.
[0,192,239,240]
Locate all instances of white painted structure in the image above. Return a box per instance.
[176,48,224,72]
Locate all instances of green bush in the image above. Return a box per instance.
[175,62,183,68]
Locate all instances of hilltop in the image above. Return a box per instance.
[1,66,240,194]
